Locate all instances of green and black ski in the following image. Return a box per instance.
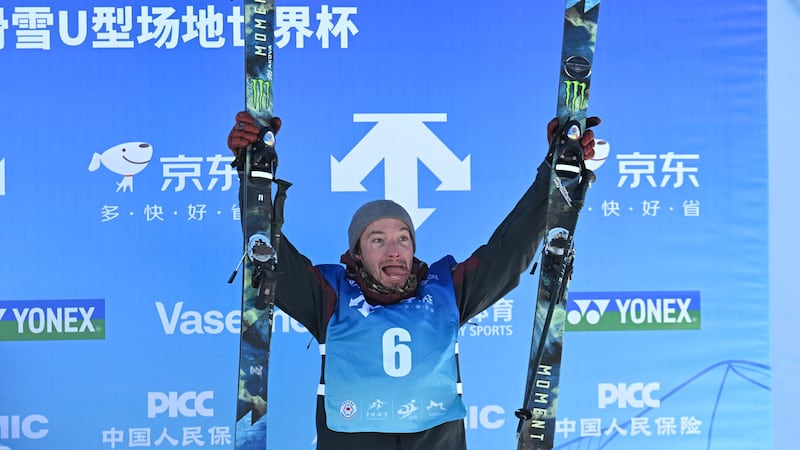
[515,1,600,449]
[230,0,290,447]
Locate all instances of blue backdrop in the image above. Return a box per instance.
[0,1,776,449]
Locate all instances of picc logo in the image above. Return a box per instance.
[598,382,661,409]
[147,391,214,418]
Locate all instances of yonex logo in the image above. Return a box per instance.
[566,291,701,331]
[567,299,611,326]
[0,300,105,341]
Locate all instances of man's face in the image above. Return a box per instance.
[354,218,414,290]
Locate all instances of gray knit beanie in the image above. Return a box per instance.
[348,200,416,255]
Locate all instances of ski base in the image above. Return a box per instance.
[235,0,277,448]
[516,1,600,449]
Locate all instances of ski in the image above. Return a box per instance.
[515,1,600,449]
[230,0,289,448]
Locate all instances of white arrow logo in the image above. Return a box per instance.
[331,113,471,227]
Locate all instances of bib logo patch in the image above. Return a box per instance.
[340,400,357,419]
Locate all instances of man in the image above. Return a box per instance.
[228,112,598,449]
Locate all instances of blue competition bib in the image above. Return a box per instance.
[318,256,467,433]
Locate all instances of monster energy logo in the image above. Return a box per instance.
[564,80,588,114]
[250,78,272,112]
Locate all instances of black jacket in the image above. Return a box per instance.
[267,162,550,450]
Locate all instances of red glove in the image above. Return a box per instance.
[546,116,601,161]
[227,111,283,153]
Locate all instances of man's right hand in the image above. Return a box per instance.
[227,111,283,154]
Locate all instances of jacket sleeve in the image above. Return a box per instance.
[273,236,336,342]
[237,172,333,342]
[451,161,551,324]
